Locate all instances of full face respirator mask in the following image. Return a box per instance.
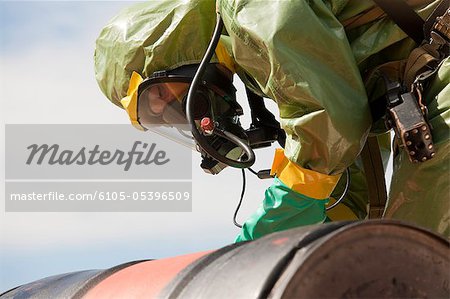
[125,14,285,174]
[136,63,260,174]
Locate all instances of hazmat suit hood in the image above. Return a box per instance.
[94,0,217,108]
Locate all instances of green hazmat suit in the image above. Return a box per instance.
[94,0,450,240]
[218,0,449,240]
[94,1,218,107]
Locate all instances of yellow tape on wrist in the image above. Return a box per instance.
[270,149,342,200]
[120,71,145,131]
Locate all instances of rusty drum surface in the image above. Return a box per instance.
[1,220,448,299]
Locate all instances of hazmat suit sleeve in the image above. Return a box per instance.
[219,0,371,175]
[218,0,372,241]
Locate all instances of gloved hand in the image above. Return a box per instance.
[236,149,341,242]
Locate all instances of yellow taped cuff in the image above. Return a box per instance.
[120,71,145,131]
[270,149,341,199]
[215,40,236,73]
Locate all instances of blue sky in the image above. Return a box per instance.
[0,1,133,54]
[0,1,277,291]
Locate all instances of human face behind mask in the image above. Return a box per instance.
[144,82,190,116]
[136,64,235,129]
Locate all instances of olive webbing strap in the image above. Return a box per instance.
[372,0,425,44]
[342,0,434,31]
[360,136,388,219]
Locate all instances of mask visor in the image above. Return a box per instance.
[137,81,197,149]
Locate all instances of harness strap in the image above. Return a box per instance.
[342,0,434,31]
[403,46,439,88]
[361,136,388,219]
[372,0,426,44]
[351,1,448,218]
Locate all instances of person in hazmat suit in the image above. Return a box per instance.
[94,0,449,240]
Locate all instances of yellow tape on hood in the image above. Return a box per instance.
[120,71,145,131]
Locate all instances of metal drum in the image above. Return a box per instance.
[2,220,448,299]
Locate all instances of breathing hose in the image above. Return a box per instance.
[185,12,255,169]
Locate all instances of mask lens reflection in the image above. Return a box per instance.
[147,85,169,115]
[143,82,189,116]
[137,82,190,127]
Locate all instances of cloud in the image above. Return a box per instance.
[0,1,141,55]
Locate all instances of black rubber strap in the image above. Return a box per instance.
[246,87,287,147]
[372,0,425,44]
